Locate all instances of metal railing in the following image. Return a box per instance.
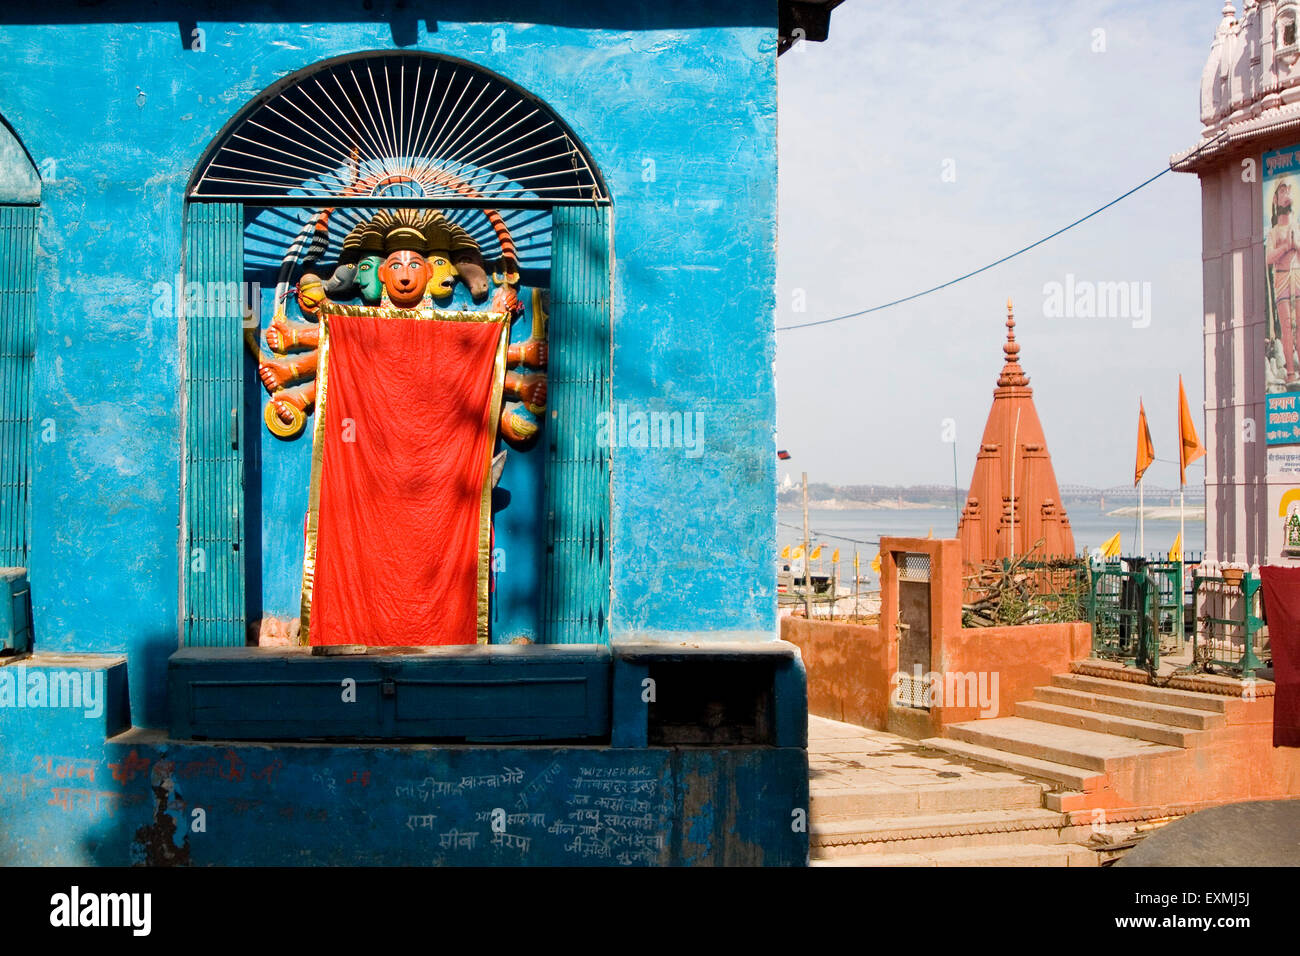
[1193,571,1267,678]
[1084,557,1268,678]
[1087,559,1159,670]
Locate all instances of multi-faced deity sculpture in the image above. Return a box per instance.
[250,205,545,444]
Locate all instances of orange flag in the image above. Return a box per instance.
[1135,399,1155,486]
[1178,375,1206,486]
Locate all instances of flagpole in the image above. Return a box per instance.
[1139,474,1145,557]
[853,546,860,619]
[829,553,836,622]
[801,471,811,620]
[1180,486,1185,566]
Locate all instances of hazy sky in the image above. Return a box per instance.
[775,0,1223,490]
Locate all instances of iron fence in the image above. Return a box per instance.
[1193,571,1267,678]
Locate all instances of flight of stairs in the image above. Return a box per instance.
[807,709,1101,865]
[922,671,1234,813]
[811,777,1098,865]
[808,668,1257,864]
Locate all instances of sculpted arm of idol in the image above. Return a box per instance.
[499,287,549,448]
[257,273,327,394]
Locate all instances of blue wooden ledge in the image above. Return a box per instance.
[168,644,612,742]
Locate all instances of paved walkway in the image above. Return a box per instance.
[810,714,1045,804]
[808,716,1102,865]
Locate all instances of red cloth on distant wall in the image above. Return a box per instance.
[306,312,504,647]
[1259,566,1300,748]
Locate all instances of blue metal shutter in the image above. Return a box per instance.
[541,205,612,644]
[0,204,37,567]
[183,202,244,646]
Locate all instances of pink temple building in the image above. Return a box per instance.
[1173,0,1300,568]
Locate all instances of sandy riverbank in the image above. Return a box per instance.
[1107,505,1205,520]
[787,499,947,512]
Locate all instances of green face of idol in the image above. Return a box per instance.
[355,255,384,304]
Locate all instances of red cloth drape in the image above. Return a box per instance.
[1259,566,1300,748]
[306,312,504,646]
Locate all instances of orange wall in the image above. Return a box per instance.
[781,618,891,730]
[784,616,1092,735]
[784,536,1094,737]
[934,622,1092,725]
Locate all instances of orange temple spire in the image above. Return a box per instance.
[957,300,1075,564]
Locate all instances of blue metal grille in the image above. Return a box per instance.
[0,204,37,568]
[183,202,245,646]
[541,205,611,644]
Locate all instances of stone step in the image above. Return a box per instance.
[944,717,1181,772]
[1052,672,1231,714]
[812,842,1099,867]
[920,736,1107,792]
[1015,700,1207,748]
[1042,790,1089,812]
[811,780,1045,821]
[1035,684,1226,730]
[812,808,1070,858]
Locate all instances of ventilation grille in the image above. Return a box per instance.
[191,53,607,204]
[898,552,931,582]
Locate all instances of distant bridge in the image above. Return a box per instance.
[778,483,1207,503]
[1058,484,1206,502]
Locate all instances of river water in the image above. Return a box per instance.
[777,505,1206,586]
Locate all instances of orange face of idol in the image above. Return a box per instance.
[378,250,432,308]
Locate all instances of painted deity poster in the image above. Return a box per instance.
[1264,145,1300,444]
[1263,147,1300,553]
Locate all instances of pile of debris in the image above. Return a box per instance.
[963,559,1038,627]
[962,545,1086,628]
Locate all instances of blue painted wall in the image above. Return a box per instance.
[3,734,808,866]
[0,2,779,728]
[0,656,808,866]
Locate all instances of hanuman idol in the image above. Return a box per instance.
[247,207,549,449]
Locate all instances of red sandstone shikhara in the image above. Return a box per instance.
[957,301,1075,564]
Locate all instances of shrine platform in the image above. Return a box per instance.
[0,643,810,866]
[167,641,807,746]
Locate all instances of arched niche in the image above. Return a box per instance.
[180,52,611,649]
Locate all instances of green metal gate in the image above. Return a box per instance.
[1147,560,1186,654]
[1087,559,1159,670]
[182,202,245,647]
[541,205,612,644]
[1193,570,1266,678]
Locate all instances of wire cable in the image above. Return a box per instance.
[777,519,878,547]
[776,131,1229,333]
